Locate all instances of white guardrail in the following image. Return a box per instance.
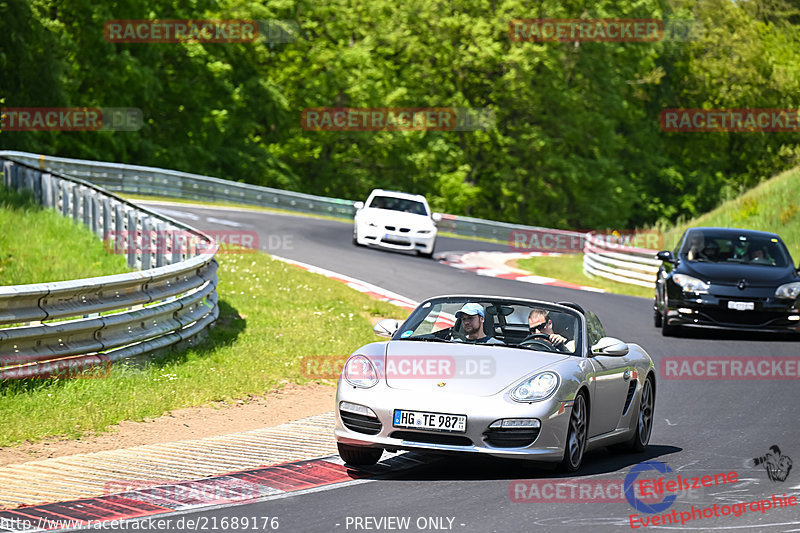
[0,156,219,379]
[583,233,659,288]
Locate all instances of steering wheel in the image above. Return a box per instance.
[433,327,467,342]
[519,333,557,350]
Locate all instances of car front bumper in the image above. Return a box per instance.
[334,384,572,461]
[357,225,436,253]
[662,289,800,332]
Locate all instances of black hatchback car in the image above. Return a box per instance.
[654,227,800,336]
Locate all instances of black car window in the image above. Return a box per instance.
[368,196,428,216]
[679,231,792,267]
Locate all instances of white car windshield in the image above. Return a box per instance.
[394,297,582,354]
[368,196,428,216]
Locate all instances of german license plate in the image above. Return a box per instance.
[728,301,755,311]
[393,409,466,433]
[384,233,408,242]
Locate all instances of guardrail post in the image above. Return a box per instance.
[172,228,184,264]
[155,222,166,267]
[91,196,101,237]
[3,161,12,188]
[102,198,112,243]
[72,185,81,223]
[114,203,125,255]
[32,169,43,202]
[127,208,138,268]
[61,181,70,217]
[83,189,91,227]
[141,216,153,270]
[41,173,54,208]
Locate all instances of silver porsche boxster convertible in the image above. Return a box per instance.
[334,295,656,472]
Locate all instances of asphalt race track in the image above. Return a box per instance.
[85,202,800,533]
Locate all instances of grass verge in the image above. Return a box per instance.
[515,255,654,299]
[0,185,130,285]
[0,250,407,446]
[657,165,800,258]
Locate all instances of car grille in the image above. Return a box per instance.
[482,428,541,448]
[384,225,395,231]
[622,380,637,415]
[700,309,788,327]
[383,225,411,233]
[390,431,473,446]
[341,412,382,435]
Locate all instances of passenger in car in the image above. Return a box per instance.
[455,303,504,344]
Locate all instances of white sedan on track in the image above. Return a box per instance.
[352,189,441,258]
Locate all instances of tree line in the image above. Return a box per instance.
[1,0,799,229]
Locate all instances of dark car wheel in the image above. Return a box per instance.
[613,375,655,453]
[558,392,588,473]
[338,443,383,466]
[653,306,662,327]
[661,306,676,337]
[352,228,363,247]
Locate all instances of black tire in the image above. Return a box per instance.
[337,443,383,466]
[558,392,588,473]
[613,375,655,453]
[653,306,662,327]
[661,307,676,337]
[352,228,363,247]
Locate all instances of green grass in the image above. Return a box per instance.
[0,250,407,446]
[656,166,800,259]
[0,186,131,285]
[515,255,654,299]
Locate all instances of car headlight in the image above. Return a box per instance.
[672,273,710,293]
[511,371,560,402]
[775,282,800,300]
[343,355,379,388]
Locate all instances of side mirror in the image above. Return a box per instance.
[432,212,442,223]
[591,337,629,357]
[354,201,364,210]
[656,250,676,264]
[373,319,399,338]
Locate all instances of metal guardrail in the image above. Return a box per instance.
[0,158,219,379]
[0,151,565,243]
[1,151,658,292]
[583,233,659,288]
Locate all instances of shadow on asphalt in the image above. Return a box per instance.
[355,444,682,482]
[666,327,800,343]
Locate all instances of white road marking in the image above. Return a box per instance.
[206,216,243,227]
[149,207,200,221]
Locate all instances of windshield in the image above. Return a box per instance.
[368,195,428,216]
[679,231,792,267]
[394,296,582,355]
